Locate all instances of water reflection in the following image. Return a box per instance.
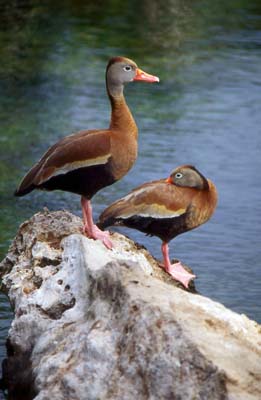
[0,0,261,381]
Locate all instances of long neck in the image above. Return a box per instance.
[106,81,138,138]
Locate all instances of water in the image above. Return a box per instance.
[0,0,261,380]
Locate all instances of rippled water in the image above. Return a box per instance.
[0,0,261,382]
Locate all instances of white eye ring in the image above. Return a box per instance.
[175,172,183,179]
[123,65,132,72]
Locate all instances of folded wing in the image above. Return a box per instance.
[99,180,193,225]
[15,129,111,196]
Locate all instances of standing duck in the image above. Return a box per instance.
[98,165,218,287]
[15,57,159,249]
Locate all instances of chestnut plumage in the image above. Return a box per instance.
[98,165,218,287]
[15,57,159,248]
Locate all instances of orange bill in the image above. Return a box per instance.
[133,68,159,83]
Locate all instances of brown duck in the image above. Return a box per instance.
[98,165,218,287]
[15,57,159,248]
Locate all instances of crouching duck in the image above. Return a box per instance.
[15,57,159,249]
[98,165,218,288]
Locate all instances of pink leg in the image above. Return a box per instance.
[81,197,113,249]
[161,242,195,288]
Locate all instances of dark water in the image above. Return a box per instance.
[0,0,261,378]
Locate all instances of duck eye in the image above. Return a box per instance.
[123,65,132,72]
[175,172,183,179]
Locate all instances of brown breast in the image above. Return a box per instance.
[185,180,218,231]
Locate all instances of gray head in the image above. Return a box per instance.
[106,56,159,98]
[167,165,209,190]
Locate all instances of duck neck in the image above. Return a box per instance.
[106,82,138,138]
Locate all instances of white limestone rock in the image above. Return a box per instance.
[0,209,260,400]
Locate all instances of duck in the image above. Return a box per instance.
[15,57,159,249]
[98,165,218,287]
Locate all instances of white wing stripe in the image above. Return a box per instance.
[120,209,186,219]
[47,154,111,180]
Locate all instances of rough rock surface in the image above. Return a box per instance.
[0,209,260,400]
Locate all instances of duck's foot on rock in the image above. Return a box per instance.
[162,261,196,288]
[83,224,113,250]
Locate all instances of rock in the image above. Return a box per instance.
[0,209,260,400]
